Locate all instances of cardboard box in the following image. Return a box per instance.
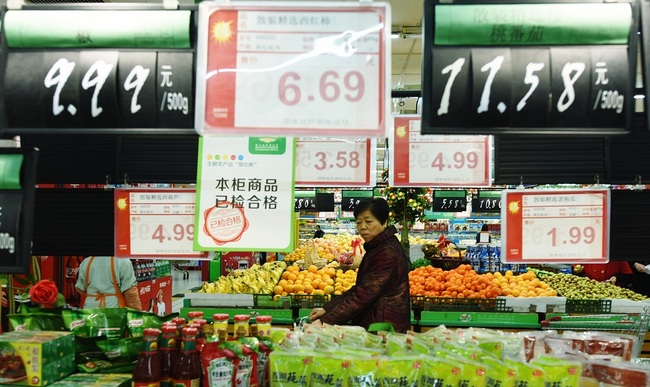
[0,331,75,386]
[49,373,132,387]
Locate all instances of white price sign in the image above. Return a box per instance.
[501,189,610,264]
[295,138,375,187]
[195,2,390,137]
[391,115,491,187]
[114,189,208,258]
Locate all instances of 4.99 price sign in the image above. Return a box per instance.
[195,2,389,137]
[114,188,208,258]
[295,138,374,187]
[391,115,491,187]
[501,189,610,264]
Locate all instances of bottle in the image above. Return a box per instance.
[171,317,186,355]
[173,327,201,387]
[187,311,204,324]
[160,324,177,387]
[64,256,82,307]
[212,314,229,339]
[195,319,209,353]
[232,315,250,338]
[132,328,162,387]
[255,316,272,337]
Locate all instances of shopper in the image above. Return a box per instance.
[308,198,411,333]
[76,256,142,310]
[475,224,491,243]
[573,261,634,288]
[313,225,325,238]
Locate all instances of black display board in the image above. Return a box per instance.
[0,148,37,273]
[609,189,650,262]
[421,0,639,136]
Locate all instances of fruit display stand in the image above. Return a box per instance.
[180,292,295,324]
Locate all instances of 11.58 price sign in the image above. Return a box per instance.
[501,189,610,264]
[195,2,389,137]
[295,138,374,187]
[391,115,491,187]
[114,188,208,258]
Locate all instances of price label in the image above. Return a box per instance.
[196,3,389,137]
[391,115,491,187]
[114,188,208,258]
[295,138,374,187]
[294,197,316,212]
[472,191,502,213]
[502,189,610,263]
[432,190,467,212]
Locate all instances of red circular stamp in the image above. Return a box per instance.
[202,202,249,245]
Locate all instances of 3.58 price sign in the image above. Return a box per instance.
[295,138,374,187]
[114,188,208,258]
[195,2,389,137]
[501,189,610,264]
[391,115,491,187]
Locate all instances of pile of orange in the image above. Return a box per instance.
[273,264,337,297]
[409,265,556,298]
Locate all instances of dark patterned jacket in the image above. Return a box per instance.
[320,225,412,333]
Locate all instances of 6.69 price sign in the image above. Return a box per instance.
[114,188,208,258]
[501,189,610,264]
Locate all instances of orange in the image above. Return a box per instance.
[308,265,318,273]
[274,285,283,295]
[288,273,297,282]
[323,285,334,294]
[294,284,305,293]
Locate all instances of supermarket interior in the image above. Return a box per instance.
[5,0,650,386]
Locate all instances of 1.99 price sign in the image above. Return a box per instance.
[195,3,389,137]
[114,188,208,258]
[391,115,491,187]
[295,138,374,187]
[501,189,610,264]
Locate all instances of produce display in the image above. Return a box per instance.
[284,234,364,264]
[273,264,357,297]
[409,265,556,298]
[197,261,287,294]
[532,269,647,301]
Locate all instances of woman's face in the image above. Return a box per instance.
[355,210,386,242]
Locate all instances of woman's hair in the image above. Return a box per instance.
[353,197,390,225]
[481,224,489,232]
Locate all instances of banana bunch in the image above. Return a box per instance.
[198,261,287,294]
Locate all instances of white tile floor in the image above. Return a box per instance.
[171,267,203,296]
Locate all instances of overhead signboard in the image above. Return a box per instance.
[195,1,390,137]
[391,115,491,187]
[421,0,638,135]
[501,189,610,264]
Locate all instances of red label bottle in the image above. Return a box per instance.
[132,328,162,387]
[173,327,201,387]
[160,324,178,387]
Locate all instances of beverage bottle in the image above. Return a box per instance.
[160,324,178,387]
[173,327,201,387]
[64,256,83,307]
[132,328,162,387]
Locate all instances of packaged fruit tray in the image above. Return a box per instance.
[565,299,612,314]
[411,296,512,312]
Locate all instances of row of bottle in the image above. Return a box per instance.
[465,244,528,274]
[134,260,172,282]
[132,311,273,387]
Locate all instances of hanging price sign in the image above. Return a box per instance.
[295,138,375,187]
[472,190,502,214]
[195,2,390,137]
[501,189,610,264]
[391,115,491,187]
[432,190,467,212]
[114,188,208,258]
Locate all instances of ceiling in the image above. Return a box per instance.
[387,0,424,112]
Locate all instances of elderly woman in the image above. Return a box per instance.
[309,197,411,333]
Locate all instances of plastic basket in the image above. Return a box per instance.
[291,294,331,309]
[253,294,291,309]
[427,259,469,271]
[411,296,512,312]
[566,299,612,314]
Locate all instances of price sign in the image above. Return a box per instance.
[501,189,610,264]
[195,2,389,137]
[432,190,467,212]
[296,138,374,187]
[391,115,491,187]
[114,188,208,258]
[294,196,316,212]
[472,190,502,213]
[341,190,374,212]
[4,51,194,130]
[421,1,635,135]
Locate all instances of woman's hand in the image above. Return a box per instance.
[309,307,326,321]
[634,262,647,272]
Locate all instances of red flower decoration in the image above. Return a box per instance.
[29,280,59,307]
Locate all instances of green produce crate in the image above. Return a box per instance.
[254,295,291,309]
[411,296,513,312]
[291,294,331,309]
[565,299,612,314]
[419,311,540,328]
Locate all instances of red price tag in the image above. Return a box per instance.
[391,115,491,187]
[195,2,389,137]
[295,138,374,187]
[502,189,610,264]
[114,189,208,258]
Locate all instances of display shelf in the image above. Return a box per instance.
[419,311,540,328]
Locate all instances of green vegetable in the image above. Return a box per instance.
[411,259,431,270]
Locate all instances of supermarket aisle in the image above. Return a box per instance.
[171,267,203,295]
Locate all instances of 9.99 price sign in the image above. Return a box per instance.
[502,189,610,264]
[295,138,374,187]
[114,189,208,258]
[391,115,491,187]
[195,3,389,137]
